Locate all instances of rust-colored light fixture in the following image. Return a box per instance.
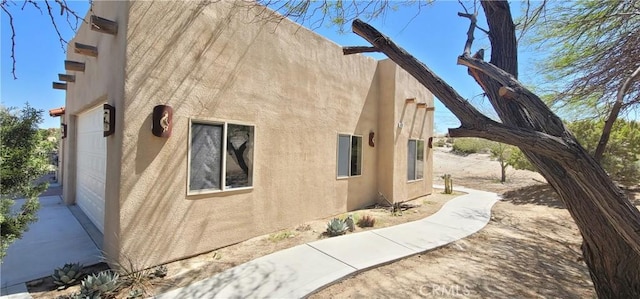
[61,123,67,139]
[152,105,172,138]
[369,131,375,147]
[103,104,115,137]
[428,137,434,148]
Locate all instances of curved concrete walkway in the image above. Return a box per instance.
[155,186,500,299]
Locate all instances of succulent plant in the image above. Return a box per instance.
[357,215,376,228]
[52,262,84,289]
[127,288,144,298]
[344,214,355,232]
[326,218,348,237]
[80,271,119,298]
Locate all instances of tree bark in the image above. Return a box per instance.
[345,1,640,296]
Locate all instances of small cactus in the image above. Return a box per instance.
[442,174,453,194]
[357,215,376,228]
[80,270,119,298]
[52,262,84,289]
[326,218,348,236]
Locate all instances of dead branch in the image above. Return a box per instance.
[1,0,87,79]
[594,64,640,161]
[1,3,17,79]
[458,11,478,56]
[457,54,566,136]
[348,19,574,159]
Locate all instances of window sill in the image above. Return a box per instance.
[407,178,424,183]
[187,186,253,198]
[337,175,362,180]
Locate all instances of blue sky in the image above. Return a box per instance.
[1,1,535,132]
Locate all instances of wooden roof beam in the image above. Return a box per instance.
[91,15,118,35]
[65,60,85,72]
[58,74,75,82]
[74,42,98,57]
[53,82,67,90]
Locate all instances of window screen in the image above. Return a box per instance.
[190,123,223,191]
[337,135,351,177]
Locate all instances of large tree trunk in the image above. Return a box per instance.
[344,1,640,296]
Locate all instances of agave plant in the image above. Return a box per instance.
[344,214,355,232]
[80,270,119,298]
[52,262,84,289]
[326,218,348,237]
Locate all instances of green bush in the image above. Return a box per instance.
[1,104,50,260]
[568,119,639,185]
[451,138,493,156]
[504,119,639,185]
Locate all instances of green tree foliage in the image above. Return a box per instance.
[0,104,50,259]
[568,119,640,185]
[527,0,640,118]
[508,119,640,185]
[489,142,516,183]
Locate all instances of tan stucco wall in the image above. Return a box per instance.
[118,1,386,265]
[61,1,128,259]
[378,59,434,202]
[63,1,433,267]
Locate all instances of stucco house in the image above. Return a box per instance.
[51,1,435,267]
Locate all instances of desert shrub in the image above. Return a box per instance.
[502,119,639,185]
[434,138,446,147]
[506,148,537,172]
[568,119,639,185]
[451,138,493,155]
[269,230,295,242]
[357,215,376,227]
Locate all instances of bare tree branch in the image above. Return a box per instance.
[594,64,640,161]
[1,0,87,79]
[458,11,478,57]
[44,0,66,52]
[1,3,17,79]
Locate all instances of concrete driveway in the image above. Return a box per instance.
[1,195,102,296]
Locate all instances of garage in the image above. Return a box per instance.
[75,104,106,233]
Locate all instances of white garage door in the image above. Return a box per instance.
[76,105,106,233]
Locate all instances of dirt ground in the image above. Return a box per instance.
[311,147,640,298]
[28,147,639,298]
[28,179,463,298]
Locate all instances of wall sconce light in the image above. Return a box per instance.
[103,104,116,137]
[369,131,375,147]
[61,123,67,139]
[152,105,173,138]
[428,137,434,148]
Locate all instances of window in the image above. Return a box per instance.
[189,121,254,194]
[408,139,425,181]
[337,134,362,178]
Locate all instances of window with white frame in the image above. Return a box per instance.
[189,121,254,194]
[408,139,425,181]
[337,134,362,178]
